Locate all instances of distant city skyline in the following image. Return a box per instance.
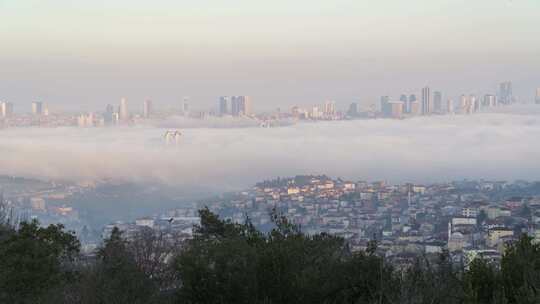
[1,81,539,116]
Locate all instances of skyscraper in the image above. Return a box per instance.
[408,94,418,115]
[421,87,431,115]
[0,102,13,118]
[483,94,497,107]
[0,102,5,118]
[347,102,359,117]
[31,101,43,115]
[323,100,336,116]
[536,88,540,104]
[433,91,442,113]
[219,96,229,116]
[231,96,240,116]
[499,81,513,105]
[119,98,129,121]
[470,95,479,112]
[380,96,391,117]
[459,95,468,114]
[399,94,408,113]
[241,96,252,116]
[104,104,115,125]
[143,99,153,118]
[230,96,251,116]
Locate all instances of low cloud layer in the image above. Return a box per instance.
[2,105,540,192]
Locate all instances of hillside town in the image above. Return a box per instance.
[199,175,540,268]
[3,174,540,268]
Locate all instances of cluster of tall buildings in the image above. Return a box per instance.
[498,81,513,105]
[290,100,339,120]
[1,101,48,118]
[31,101,47,116]
[380,91,431,118]
[218,96,252,116]
[2,81,540,128]
[457,94,499,114]
[76,97,201,128]
[79,98,133,127]
[380,82,520,119]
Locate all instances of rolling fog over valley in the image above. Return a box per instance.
[1,105,540,194]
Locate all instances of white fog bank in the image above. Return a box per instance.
[2,105,540,191]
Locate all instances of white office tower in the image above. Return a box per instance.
[421,87,431,115]
[536,88,540,104]
[143,99,153,118]
[470,95,479,112]
[32,101,43,115]
[1,102,13,117]
[119,98,129,121]
[0,102,8,117]
[459,95,467,114]
[446,99,454,114]
[483,94,497,108]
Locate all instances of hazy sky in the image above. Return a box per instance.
[1,0,539,111]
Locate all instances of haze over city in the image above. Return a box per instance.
[1,0,540,213]
[1,0,539,111]
[3,2,540,303]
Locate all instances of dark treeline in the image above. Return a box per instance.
[1,208,539,304]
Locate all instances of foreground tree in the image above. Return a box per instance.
[0,220,80,304]
[78,227,159,304]
[501,234,540,304]
[174,208,398,304]
[463,258,505,304]
[2,207,540,303]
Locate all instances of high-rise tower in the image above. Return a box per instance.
[421,87,431,115]
[0,102,13,117]
[143,99,153,118]
[119,98,129,121]
[219,96,229,116]
[499,81,513,105]
[32,101,43,115]
[433,91,442,113]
